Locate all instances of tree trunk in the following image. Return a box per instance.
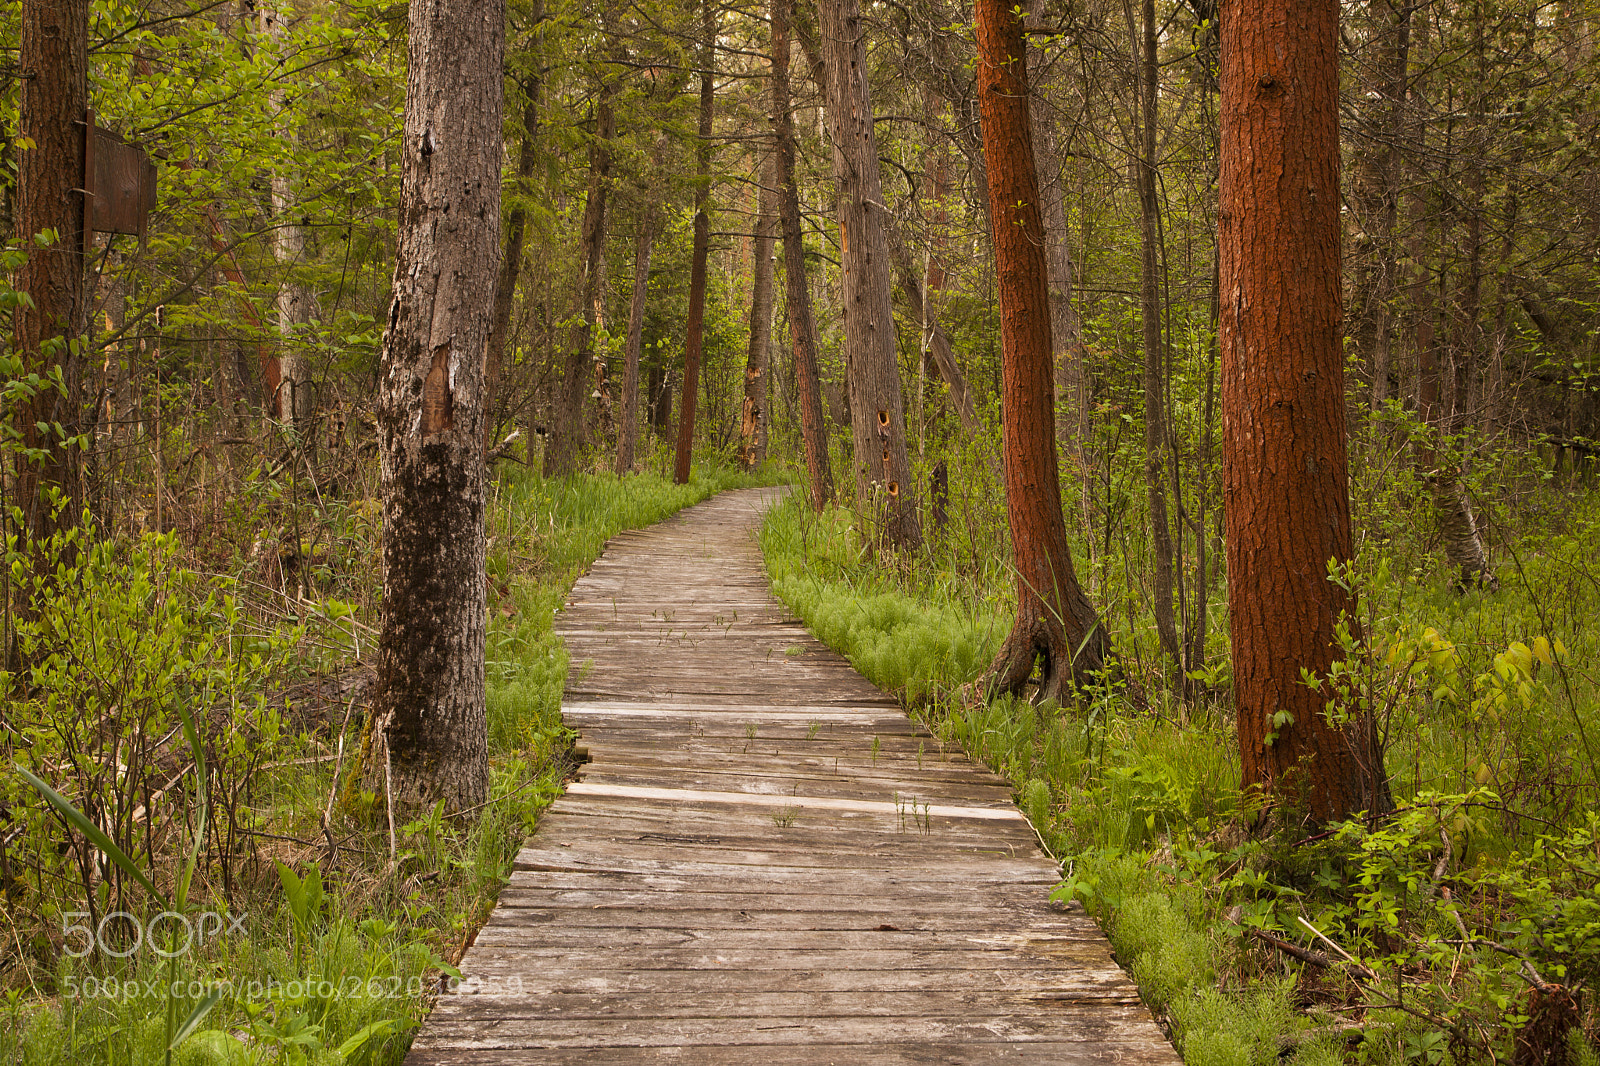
[674,0,716,485]
[884,220,990,464]
[263,1,316,443]
[1219,0,1389,823]
[487,61,543,454]
[1350,0,1407,418]
[369,0,502,818]
[1030,93,1090,468]
[14,0,89,547]
[772,0,833,511]
[975,0,1109,702]
[817,0,920,549]
[616,196,658,475]
[738,154,779,471]
[1133,0,1180,669]
[545,86,613,477]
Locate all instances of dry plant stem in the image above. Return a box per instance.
[1297,915,1378,981]
[322,693,358,862]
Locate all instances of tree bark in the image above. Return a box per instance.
[1030,95,1090,467]
[1350,0,1408,418]
[738,154,779,471]
[263,1,316,443]
[14,0,89,547]
[615,187,659,475]
[817,0,920,548]
[369,0,502,818]
[975,0,1110,702]
[546,85,614,477]
[1219,0,1389,822]
[885,220,989,460]
[772,0,833,511]
[487,55,543,454]
[674,0,716,486]
[1133,0,1180,670]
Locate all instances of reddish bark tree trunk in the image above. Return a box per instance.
[772,0,832,510]
[674,0,716,486]
[975,0,1109,701]
[1219,0,1389,822]
[369,0,503,817]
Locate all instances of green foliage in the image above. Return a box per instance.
[3,464,765,1064]
[760,459,1600,1062]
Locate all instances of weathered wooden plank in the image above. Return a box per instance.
[406,1041,1172,1065]
[407,1010,1168,1048]
[560,782,1020,818]
[401,488,1177,1065]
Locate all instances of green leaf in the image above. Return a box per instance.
[333,1018,413,1061]
[168,986,228,1051]
[13,762,165,904]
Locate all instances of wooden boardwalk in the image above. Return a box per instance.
[405,488,1179,1064]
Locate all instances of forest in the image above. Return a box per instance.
[2,0,1599,1061]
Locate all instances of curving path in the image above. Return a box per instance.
[404,487,1180,1064]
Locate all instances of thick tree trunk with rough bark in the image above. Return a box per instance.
[14,0,89,547]
[674,1,716,486]
[546,88,613,477]
[1219,0,1389,823]
[817,0,920,549]
[739,156,779,471]
[975,0,1109,702]
[772,0,832,511]
[369,0,503,818]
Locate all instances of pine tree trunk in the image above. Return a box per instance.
[975,0,1109,702]
[14,0,89,547]
[738,155,779,471]
[674,0,716,485]
[1220,0,1389,823]
[772,0,832,511]
[369,0,502,818]
[817,0,920,548]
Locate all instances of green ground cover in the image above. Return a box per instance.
[759,467,1600,1066]
[1,460,772,1066]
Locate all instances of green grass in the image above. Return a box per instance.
[1,459,778,1066]
[758,481,1600,1065]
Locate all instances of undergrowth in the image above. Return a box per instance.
[760,483,1600,1066]
[1,458,769,1065]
